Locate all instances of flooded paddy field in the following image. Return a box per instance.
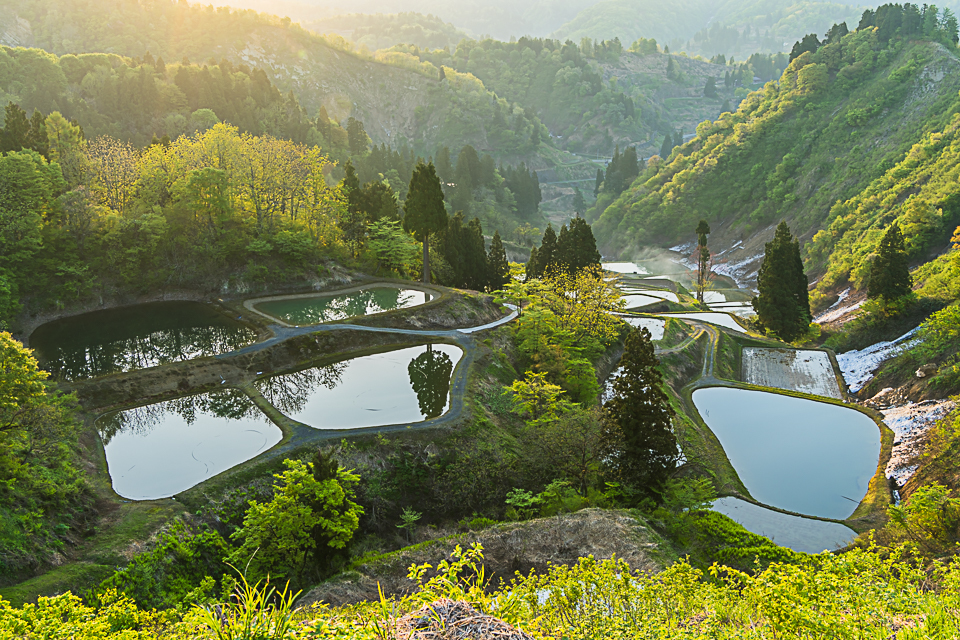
[693,387,881,519]
[621,317,667,340]
[712,497,858,553]
[250,285,432,325]
[97,390,281,500]
[256,344,463,429]
[742,348,843,399]
[30,302,256,381]
[661,312,746,333]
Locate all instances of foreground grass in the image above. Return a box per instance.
[3,543,960,639]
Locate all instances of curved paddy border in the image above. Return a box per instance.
[86,302,519,504]
[667,319,895,536]
[242,281,446,328]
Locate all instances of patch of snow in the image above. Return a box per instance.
[881,399,956,484]
[669,241,696,253]
[829,288,851,309]
[711,253,763,289]
[815,299,864,324]
[702,291,726,304]
[714,239,744,258]
[836,328,920,393]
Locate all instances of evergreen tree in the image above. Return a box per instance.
[602,327,677,498]
[695,220,710,305]
[659,134,673,159]
[573,187,586,217]
[525,245,539,281]
[488,230,510,290]
[0,104,30,153]
[346,117,369,156]
[403,161,447,284]
[704,77,718,98]
[867,223,912,302]
[535,224,559,277]
[594,168,604,197]
[752,222,811,341]
[434,146,453,184]
[557,217,601,274]
[339,161,365,257]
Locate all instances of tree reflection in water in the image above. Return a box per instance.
[408,345,453,418]
[32,302,256,380]
[256,362,347,414]
[97,389,259,445]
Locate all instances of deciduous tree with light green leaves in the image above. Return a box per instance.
[228,457,363,583]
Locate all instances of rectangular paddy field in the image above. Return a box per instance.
[742,348,844,399]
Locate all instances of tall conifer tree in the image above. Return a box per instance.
[868,224,912,302]
[602,327,677,498]
[695,220,710,305]
[488,230,510,290]
[752,221,811,341]
[404,161,447,284]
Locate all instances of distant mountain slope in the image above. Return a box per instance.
[0,0,547,160]
[303,12,468,51]
[552,0,865,56]
[589,31,960,276]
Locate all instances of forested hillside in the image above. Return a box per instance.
[591,19,960,271]
[552,0,867,56]
[0,0,548,162]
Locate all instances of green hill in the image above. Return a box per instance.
[0,0,546,162]
[590,28,960,275]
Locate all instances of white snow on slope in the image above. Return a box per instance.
[836,328,920,393]
[880,399,956,483]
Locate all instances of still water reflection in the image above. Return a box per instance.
[257,344,462,429]
[98,390,281,500]
[693,387,880,519]
[254,286,430,325]
[31,302,255,381]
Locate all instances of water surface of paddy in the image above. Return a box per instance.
[712,497,858,553]
[30,302,256,380]
[257,344,463,429]
[98,390,281,500]
[693,387,880,519]
[254,286,430,325]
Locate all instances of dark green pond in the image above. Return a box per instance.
[253,286,430,325]
[98,389,282,500]
[256,344,462,429]
[29,302,257,380]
